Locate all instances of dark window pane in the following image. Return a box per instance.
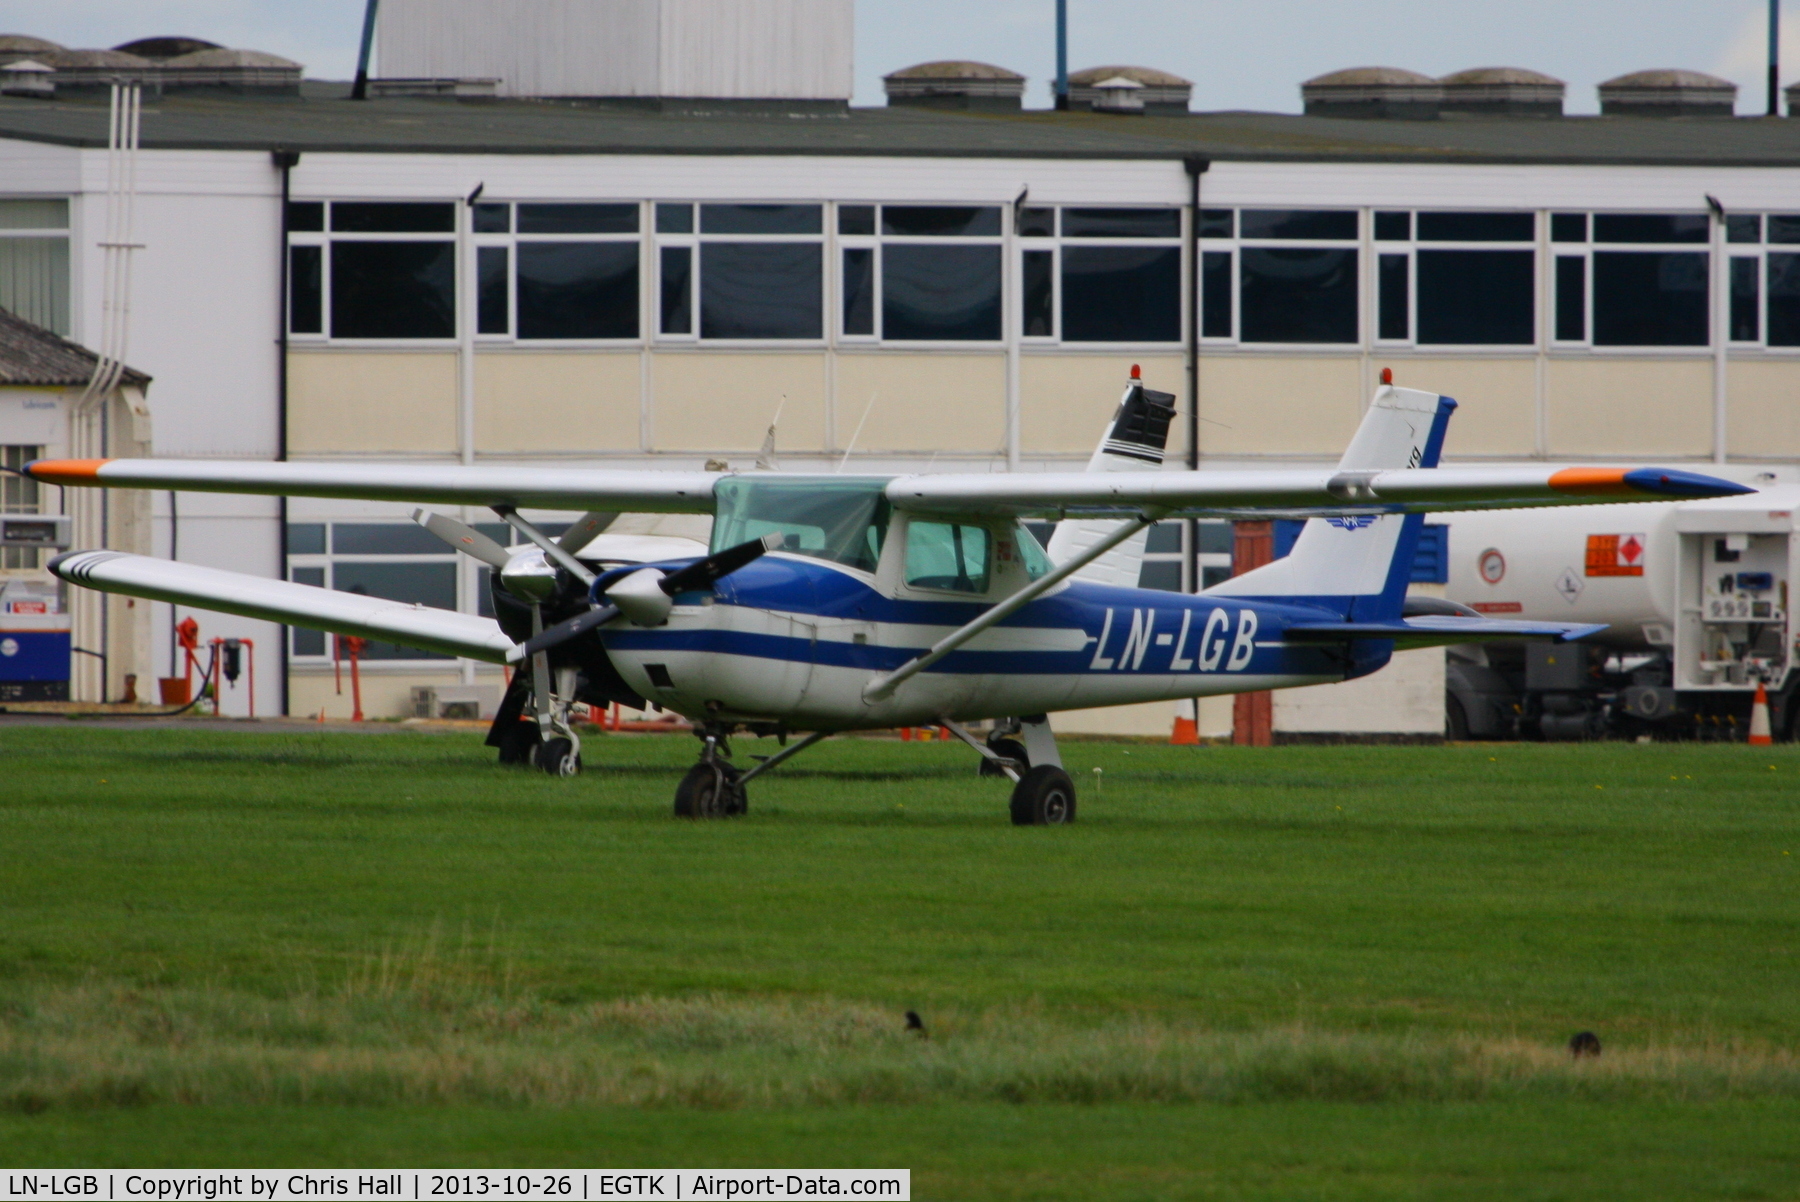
[1730,257,1760,341]
[329,242,454,338]
[474,522,510,545]
[1769,215,1800,243]
[1727,214,1762,244]
[656,203,693,234]
[1060,246,1180,343]
[1416,250,1533,345]
[518,203,638,234]
[1240,209,1356,240]
[1555,256,1586,341]
[1593,213,1709,244]
[1416,211,1534,242]
[1137,560,1183,591]
[477,566,494,618]
[331,523,447,555]
[1200,250,1231,338]
[287,201,323,232]
[516,242,639,340]
[842,246,873,335]
[1201,564,1231,589]
[1145,522,1182,554]
[1017,206,1055,237]
[331,562,455,659]
[838,204,875,235]
[472,203,510,233]
[1198,521,1232,554]
[1061,208,1180,238]
[700,204,821,234]
[883,243,1001,341]
[660,246,692,335]
[1239,247,1357,343]
[1021,249,1054,337]
[700,243,821,339]
[288,244,322,334]
[1768,253,1800,346]
[290,566,325,655]
[1593,251,1708,346]
[1550,212,1587,243]
[1198,208,1233,238]
[1374,211,1410,241]
[1378,252,1408,340]
[286,523,325,554]
[882,206,1001,237]
[330,202,454,233]
[477,246,508,334]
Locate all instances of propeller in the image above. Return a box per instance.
[505,533,782,664]
[558,511,617,556]
[412,509,509,569]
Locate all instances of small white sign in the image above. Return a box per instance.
[1554,567,1584,604]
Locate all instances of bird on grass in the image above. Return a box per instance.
[904,1010,926,1039]
[1568,1031,1601,1059]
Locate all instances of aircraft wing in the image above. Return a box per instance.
[1283,615,1608,651]
[49,551,515,663]
[888,466,1752,517]
[25,459,718,513]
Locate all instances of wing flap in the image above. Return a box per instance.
[49,551,515,663]
[27,459,719,513]
[1284,615,1607,651]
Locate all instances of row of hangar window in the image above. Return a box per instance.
[286,201,1800,349]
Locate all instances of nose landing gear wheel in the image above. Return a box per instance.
[1009,765,1076,826]
[674,762,746,818]
[535,737,580,777]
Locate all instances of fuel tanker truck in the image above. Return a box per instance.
[1441,472,1800,741]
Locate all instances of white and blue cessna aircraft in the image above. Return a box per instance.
[29,372,1748,823]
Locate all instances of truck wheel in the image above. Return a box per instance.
[1009,765,1076,826]
[1445,695,1470,742]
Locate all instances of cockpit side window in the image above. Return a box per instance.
[905,520,992,593]
[712,477,889,573]
[1012,521,1054,581]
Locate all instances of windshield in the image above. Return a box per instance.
[712,477,890,573]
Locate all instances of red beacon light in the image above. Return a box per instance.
[1130,364,1141,379]
[1380,367,1393,385]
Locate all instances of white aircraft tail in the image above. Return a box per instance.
[1207,383,1456,619]
[1044,368,1178,586]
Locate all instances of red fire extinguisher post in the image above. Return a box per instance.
[338,634,366,722]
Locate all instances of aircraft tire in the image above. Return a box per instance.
[536,737,581,777]
[497,719,540,766]
[1009,765,1076,826]
[674,762,744,819]
[979,737,1028,778]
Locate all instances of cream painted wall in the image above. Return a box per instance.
[291,667,466,721]
[288,352,458,455]
[1019,354,1183,454]
[1196,356,1362,457]
[650,352,825,453]
[1273,647,1445,736]
[475,351,642,453]
[1727,359,1800,460]
[1374,358,1537,458]
[1546,358,1712,458]
[833,352,1005,453]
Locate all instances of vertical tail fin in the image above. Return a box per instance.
[1044,366,1178,587]
[1208,383,1456,620]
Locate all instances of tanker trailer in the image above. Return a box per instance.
[1441,481,1799,741]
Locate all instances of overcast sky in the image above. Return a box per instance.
[6,0,1794,114]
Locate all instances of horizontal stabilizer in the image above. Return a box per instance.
[49,551,515,663]
[1283,614,1606,651]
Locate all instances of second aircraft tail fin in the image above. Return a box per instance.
[1043,367,1178,587]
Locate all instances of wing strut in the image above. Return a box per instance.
[862,511,1162,703]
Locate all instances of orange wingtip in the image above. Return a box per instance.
[25,458,112,484]
[1548,467,1631,495]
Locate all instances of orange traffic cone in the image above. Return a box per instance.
[1749,680,1773,746]
[1172,714,1199,745]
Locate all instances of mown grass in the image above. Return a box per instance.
[1,725,1798,1193]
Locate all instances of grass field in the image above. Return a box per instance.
[1,723,1798,1198]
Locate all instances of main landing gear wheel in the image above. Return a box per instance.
[497,719,541,766]
[535,736,581,777]
[674,762,746,819]
[1010,765,1076,826]
[978,737,1028,778]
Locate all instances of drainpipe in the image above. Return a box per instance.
[1770,0,1782,117]
[1054,0,1069,110]
[273,148,299,716]
[1182,155,1209,595]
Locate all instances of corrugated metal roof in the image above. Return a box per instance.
[0,306,150,390]
[1,84,1798,165]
